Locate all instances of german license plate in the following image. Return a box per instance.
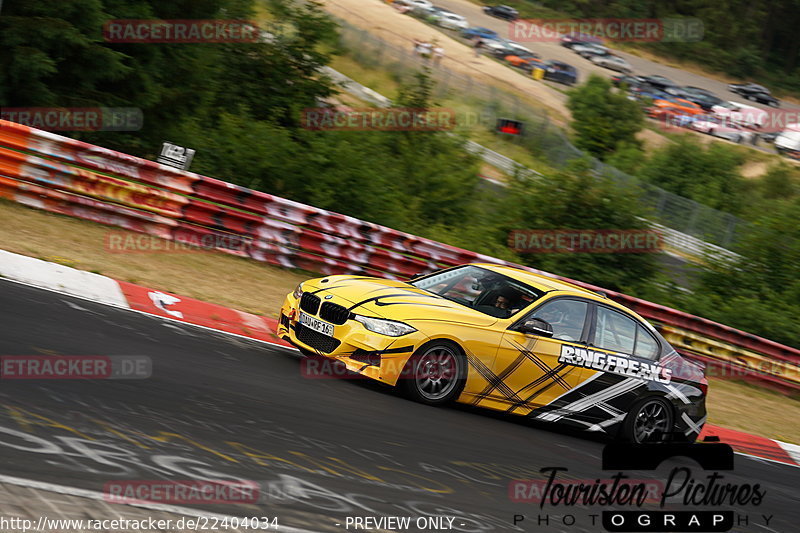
[299,312,334,336]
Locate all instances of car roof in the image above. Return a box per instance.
[474,263,606,296]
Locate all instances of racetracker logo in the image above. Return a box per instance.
[658,110,800,134]
[0,107,142,131]
[300,107,457,132]
[509,230,663,254]
[105,231,250,254]
[0,355,151,379]
[103,20,260,43]
[509,476,664,504]
[510,18,704,42]
[103,480,259,504]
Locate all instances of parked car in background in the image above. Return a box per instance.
[590,55,632,73]
[689,116,756,144]
[611,74,649,90]
[728,83,780,107]
[640,75,677,91]
[679,86,724,111]
[484,38,517,58]
[505,41,535,56]
[542,60,578,85]
[774,124,800,154]
[483,5,519,20]
[407,0,434,9]
[506,52,543,72]
[712,101,768,129]
[436,10,469,30]
[561,32,603,48]
[629,85,674,103]
[461,26,498,40]
[648,98,704,119]
[572,43,609,58]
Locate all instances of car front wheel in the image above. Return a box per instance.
[399,341,467,406]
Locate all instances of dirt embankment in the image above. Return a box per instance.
[320,0,570,121]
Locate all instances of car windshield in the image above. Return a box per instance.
[411,266,543,318]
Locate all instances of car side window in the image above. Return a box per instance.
[528,299,588,342]
[634,324,659,360]
[594,307,637,354]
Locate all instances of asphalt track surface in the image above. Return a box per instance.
[0,279,798,532]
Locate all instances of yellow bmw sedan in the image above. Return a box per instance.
[278,263,707,443]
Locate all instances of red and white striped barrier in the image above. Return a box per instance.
[1,118,798,391]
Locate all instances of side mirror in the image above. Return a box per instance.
[517,318,554,337]
[408,272,427,281]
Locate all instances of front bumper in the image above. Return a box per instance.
[278,293,428,385]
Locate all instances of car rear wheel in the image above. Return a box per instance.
[620,397,674,443]
[400,341,467,406]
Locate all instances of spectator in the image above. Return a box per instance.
[419,41,433,61]
[474,38,483,58]
[433,45,445,66]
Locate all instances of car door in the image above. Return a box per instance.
[479,297,592,415]
[565,303,665,425]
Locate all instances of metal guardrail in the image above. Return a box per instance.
[328,68,739,263]
[335,19,750,249]
[0,119,795,391]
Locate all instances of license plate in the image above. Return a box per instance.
[299,312,334,336]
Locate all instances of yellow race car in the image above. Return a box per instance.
[278,264,707,443]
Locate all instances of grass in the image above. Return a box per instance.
[706,378,800,444]
[0,200,307,318]
[1,199,798,444]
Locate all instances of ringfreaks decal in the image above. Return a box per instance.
[558,345,672,384]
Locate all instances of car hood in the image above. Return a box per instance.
[304,275,499,327]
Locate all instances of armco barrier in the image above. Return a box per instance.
[1,119,798,391]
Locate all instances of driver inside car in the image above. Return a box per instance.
[537,302,582,341]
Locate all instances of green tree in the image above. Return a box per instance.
[681,197,800,347]
[0,0,130,107]
[503,159,661,292]
[637,137,745,213]
[567,75,644,159]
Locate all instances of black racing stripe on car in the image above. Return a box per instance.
[506,364,575,414]
[509,340,571,390]
[465,352,524,405]
[309,285,350,294]
[470,351,531,404]
[346,293,441,311]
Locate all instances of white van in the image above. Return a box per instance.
[711,101,768,129]
[775,124,800,154]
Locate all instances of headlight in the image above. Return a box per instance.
[292,283,304,300]
[354,315,417,337]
